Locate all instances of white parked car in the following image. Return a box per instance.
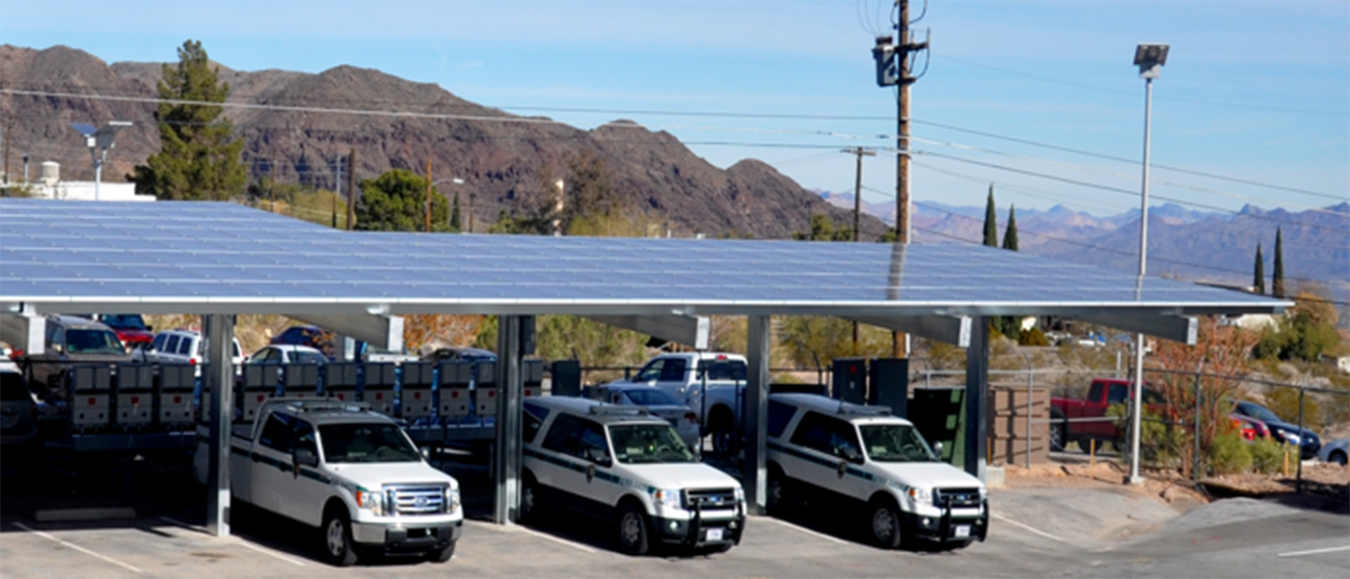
[520,396,745,555]
[134,328,244,375]
[766,393,988,550]
[1318,438,1347,466]
[246,344,328,366]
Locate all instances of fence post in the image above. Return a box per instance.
[1193,369,1202,482]
[1297,387,1305,494]
[1025,355,1033,469]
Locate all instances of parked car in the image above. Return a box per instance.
[18,315,131,399]
[766,393,987,550]
[1231,413,1271,441]
[1231,400,1321,460]
[1,361,39,445]
[92,314,155,350]
[421,347,498,363]
[246,344,329,366]
[1049,378,1165,453]
[584,383,702,452]
[520,396,745,555]
[134,329,244,373]
[271,325,338,359]
[1317,438,1347,466]
[194,398,463,566]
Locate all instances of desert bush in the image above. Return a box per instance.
[1248,436,1285,475]
[1208,427,1253,475]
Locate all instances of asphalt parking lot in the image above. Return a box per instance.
[1,451,1346,578]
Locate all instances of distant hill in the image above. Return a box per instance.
[1,44,889,240]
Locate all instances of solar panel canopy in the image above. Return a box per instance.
[0,199,1288,318]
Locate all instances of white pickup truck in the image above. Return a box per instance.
[603,352,748,456]
[194,398,463,566]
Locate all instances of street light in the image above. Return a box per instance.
[1129,43,1167,485]
[430,177,466,231]
[69,121,132,201]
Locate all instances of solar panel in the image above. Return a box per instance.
[0,198,1289,316]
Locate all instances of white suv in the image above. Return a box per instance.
[766,393,987,550]
[520,396,746,555]
[135,329,243,374]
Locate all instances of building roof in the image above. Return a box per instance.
[0,199,1289,318]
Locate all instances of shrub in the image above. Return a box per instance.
[1249,436,1285,475]
[1208,427,1253,475]
[1018,327,1050,347]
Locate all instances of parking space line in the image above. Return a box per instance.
[1278,545,1350,558]
[497,523,600,554]
[13,522,144,574]
[158,516,306,566]
[755,516,850,546]
[990,513,1067,544]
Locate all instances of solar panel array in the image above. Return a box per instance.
[0,199,1285,316]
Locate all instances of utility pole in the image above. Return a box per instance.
[425,159,432,233]
[346,148,356,230]
[873,0,929,358]
[843,146,876,351]
[331,155,341,228]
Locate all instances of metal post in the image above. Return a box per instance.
[1296,387,1305,494]
[1129,76,1155,486]
[205,314,235,537]
[1193,370,1202,481]
[493,315,523,524]
[1025,354,1033,469]
[743,315,771,515]
[964,317,989,480]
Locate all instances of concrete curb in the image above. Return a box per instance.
[34,508,138,522]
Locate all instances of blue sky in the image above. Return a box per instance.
[4,0,1347,216]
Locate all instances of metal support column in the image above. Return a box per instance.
[204,314,235,537]
[493,315,524,524]
[742,315,771,515]
[964,316,988,481]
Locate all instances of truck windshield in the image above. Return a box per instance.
[859,424,938,463]
[66,329,127,355]
[609,424,696,464]
[319,423,421,463]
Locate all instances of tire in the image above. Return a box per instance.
[519,471,541,524]
[426,540,456,563]
[710,409,736,458]
[1049,410,1067,452]
[616,502,651,556]
[1331,450,1347,466]
[766,464,788,514]
[321,506,359,567]
[867,499,903,550]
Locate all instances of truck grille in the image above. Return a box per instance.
[934,487,982,508]
[386,485,447,515]
[684,488,737,509]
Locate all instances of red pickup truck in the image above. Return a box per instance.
[1049,378,1163,453]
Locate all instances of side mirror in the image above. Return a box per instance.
[842,446,864,464]
[147,325,154,332]
[586,447,611,466]
[931,441,944,458]
[50,344,63,354]
[294,448,320,468]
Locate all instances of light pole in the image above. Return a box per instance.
[1129,43,1168,485]
[431,177,466,230]
[70,121,132,201]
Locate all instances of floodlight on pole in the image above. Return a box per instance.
[69,120,132,201]
[1129,43,1167,486]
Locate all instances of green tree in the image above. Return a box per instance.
[1272,228,1286,297]
[131,40,246,201]
[982,184,998,247]
[355,169,450,232]
[450,192,462,232]
[473,315,649,382]
[1001,204,1019,250]
[793,214,852,241]
[1253,243,1265,294]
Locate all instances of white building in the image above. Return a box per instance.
[5,162,155,202]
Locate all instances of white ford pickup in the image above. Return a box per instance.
[194,398,463,566]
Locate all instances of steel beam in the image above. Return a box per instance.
[288,314,404,351]
[1071,313,1197,345]
[204,314,235,537]
[585,314,710,350]
[742,315,771,515]
[964,316,988,482]
[493,316,524,525]
[846,315,970,347]
[0,308,45,356]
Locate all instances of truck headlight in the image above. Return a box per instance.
[733,487,745,503]
[907,487,932,505]
[447,487,461,514]
[356,488,384,516]
[978,487,988,500]
[653,489,682,510]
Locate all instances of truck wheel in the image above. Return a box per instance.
[766,464,788,514]
[1049,409,1067,452]
[710,409,735,458]
[519,471,541,523]
[867,498,903,549]
[321,507,359,567]
[1330,450,1347,466]
[426,540,456,563]
[616,502,651,555]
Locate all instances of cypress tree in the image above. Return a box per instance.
[450,192,462,232]
[982,184,998,247]
[1272,227,1286,297]
[1253,243,1265,294]
[1002,204,1019,251]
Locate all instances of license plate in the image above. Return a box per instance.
[954,525,971,538]
[706,528,724,541]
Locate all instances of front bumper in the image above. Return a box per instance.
[901,500,989,543]
[352,519,463,554]
[651,508,745,548]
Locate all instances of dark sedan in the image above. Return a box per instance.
[1233,400,1321,460]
